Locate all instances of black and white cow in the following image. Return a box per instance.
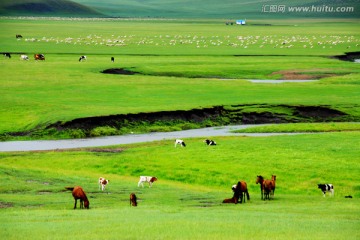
[111,57,115,62]
[318,184,334,197]
[204,139,216,146]
[175,139,186,147]
[4,53,11,58]
[79,55,87,62]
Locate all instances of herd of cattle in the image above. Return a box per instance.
[65,138,336,209]
[3,53,116,62]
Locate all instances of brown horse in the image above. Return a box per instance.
[233,181,250,204]
[256,175,265,200]
[222,195,238,204]
[271,175,276,197]
[65,186,89,209]
[130,193,137,207]
[260,175,276,200]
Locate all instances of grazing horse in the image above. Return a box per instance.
[34,54,45,60]
[256,175,265,200]
[233,181,250,204]
[3,53,11,58]
[175,139,186,147]
[318,184,334,197]
[16,34,23,39]
[98,177,110,191]
[65,186,89,209]
[138,176,157,188]
[204,139,216,146]
[79,55,87,62]
[130,193,137,206]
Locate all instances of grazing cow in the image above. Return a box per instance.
[98,177,110,191]
[65,186,89,209]
[318,184,334,197]
[111,57,115,62]
[130,193,137,206]
[3,53,11,58]
[204,139,216,146]
[16,34,23,39]
[20,55,29,61]
[34,54,45,60]
[138,176,157,188]
[175,139,186,147]
[79,55,87,62]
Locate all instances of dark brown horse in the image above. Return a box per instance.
[256,175,265,200]
[130,193,137,207]
[65,186,89,209]
[233,181,250,204]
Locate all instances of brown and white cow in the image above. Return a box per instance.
[34,54,45,60]
[138,176,157,188]
[99,177,110,191]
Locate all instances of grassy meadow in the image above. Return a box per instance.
[1,18,360,239]
[0,132,359,239]
[0,18,360,135]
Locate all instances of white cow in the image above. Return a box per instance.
[20,55,29,60]
[138,176,157,188]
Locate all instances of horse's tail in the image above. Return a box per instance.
[65,187,74,191]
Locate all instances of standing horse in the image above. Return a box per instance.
[261,175,276,200]
[233,181,250,204]
[130,193,137,206]
[256,175,265,200]
[65,186,89,209]
[271,175,276,197]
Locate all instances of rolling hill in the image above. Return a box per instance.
[0,0,104,17]
[0,0,359,18]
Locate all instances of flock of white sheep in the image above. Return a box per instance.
[22,34,359,50]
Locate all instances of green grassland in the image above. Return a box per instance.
[1,18,360,239]
[0,19,359,137]
[0,132,359,239]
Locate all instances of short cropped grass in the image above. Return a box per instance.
[0,132,359,239]
[233,122,360,133]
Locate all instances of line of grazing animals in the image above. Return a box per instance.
[3,52,116,62]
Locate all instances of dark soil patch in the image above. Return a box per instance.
[87,148,123,153]
[101,68,139,75]
[4,104,355,139]
[270,69,338,80]
[0,202,13,208]
[334,51,360,62]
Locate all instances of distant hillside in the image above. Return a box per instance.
[0,0,105,17]
[72,0,359,19]
[0,0,358,18]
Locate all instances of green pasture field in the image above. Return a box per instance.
[0,132,359,239]
[0,18,360,137]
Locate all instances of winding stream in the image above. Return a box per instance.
[0,124,302,152]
